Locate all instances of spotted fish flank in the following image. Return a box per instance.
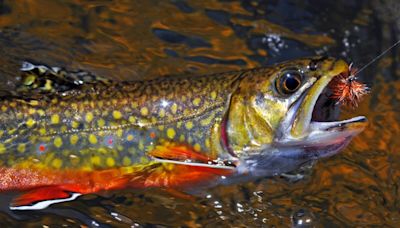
[0,57,368,210]
[0,62,241,170]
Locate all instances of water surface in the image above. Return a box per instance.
[0,0,399,226]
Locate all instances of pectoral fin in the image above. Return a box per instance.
[128,162,234,189]
[148,143,212,163]
[139,143,236,188]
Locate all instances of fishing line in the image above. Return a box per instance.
[355,38,400,75]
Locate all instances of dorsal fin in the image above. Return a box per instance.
[16,61,112,95]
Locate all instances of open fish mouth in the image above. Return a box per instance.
[277,59,367,153]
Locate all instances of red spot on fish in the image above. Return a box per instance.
[150,132,156,139]
[108,138,113,145]
[39,144,46,152]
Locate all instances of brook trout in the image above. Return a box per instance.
[0,57,367,210]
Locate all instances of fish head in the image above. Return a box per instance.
[226,56,367,176]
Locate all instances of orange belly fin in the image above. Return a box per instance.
[10,185,82,210]
[142,143,236,188]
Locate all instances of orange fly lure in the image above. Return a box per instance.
[328,64,369,108]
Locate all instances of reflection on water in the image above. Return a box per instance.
[0,0,399,226]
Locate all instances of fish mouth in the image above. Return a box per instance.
[277,59,367,151]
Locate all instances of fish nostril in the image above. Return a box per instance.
[309,60,318,71]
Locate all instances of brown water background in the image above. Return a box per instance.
[0,0,400,227]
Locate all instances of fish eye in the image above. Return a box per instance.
[276,70,303,95]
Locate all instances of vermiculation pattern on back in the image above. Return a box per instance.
[0,64,243,170]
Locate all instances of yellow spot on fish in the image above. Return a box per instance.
[98,118,105,127]
[106,157,115,167]
[54,136,63,148]
[167,128,176,139]
[28,108,36,115]
[129,116,136,123]
[85,112,94,122]
[61,125,67,132]
[194,143,201,152]
[116,129,123,137]
[1,106,7,112]
[52,158,63,169]
[140,157,149,163]
[210,91,217,100]
[16,113,23,119]
[89,134,98,144]
[0,144,5,154]
[185,121,194,130]
[179,134,185,142]
[140,107,149,116]
[51,114,60,124]
[113,110,122,119]
[70,135,79,145]
[45,81,53,91]
[123,156,131,166]
[201,113,215,126]
[17,144,26,153]
[127,134,134,141]
[26,118,35,128]
[138,140,145,150]
[159,109,166,118]
[39,128,46,135]
[171,103,178,114]
[50,98,58,105]
[65,110,71,118]
[131,102,138,109]
[192,98,201,106]
[91,156,101,166]
[71,121,80,128]
[37,109,45,116]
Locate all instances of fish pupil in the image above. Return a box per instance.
[285,76,300,91]
[282,72,302,93]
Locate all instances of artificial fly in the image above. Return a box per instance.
[329,64,369,107]
[329,39,400,108]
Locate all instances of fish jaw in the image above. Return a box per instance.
[276,58,367,156]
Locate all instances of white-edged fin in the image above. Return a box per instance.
[152,158,236,170]
[9,193,81,211]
